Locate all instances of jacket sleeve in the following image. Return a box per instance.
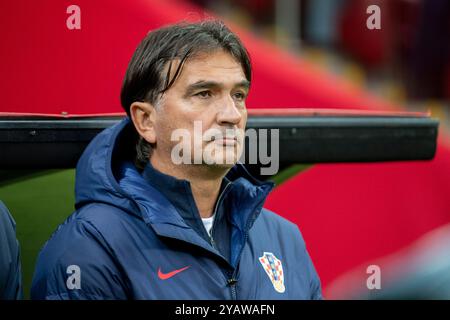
[0,201,23,300]
[294,225,323,300]
[31,217,129,300]
[304,245,323,300]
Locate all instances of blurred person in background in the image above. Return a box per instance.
[326,223,450,299]
[407,0,450,100]
[372,224,450,300]
[0,200,23,300]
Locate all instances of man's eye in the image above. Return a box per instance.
[194,91,212,98]
[233,92,246,101]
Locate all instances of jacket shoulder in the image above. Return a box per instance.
[75,202,139,231]
[257,208,306,242]
[30,204,132,300]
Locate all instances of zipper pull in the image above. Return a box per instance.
[210,235,217,249]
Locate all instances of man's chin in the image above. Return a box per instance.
[188,160,236,178]
[199,156,236,167]
[206,151,240,167]
[207,161,237,169]
[197,154,239,171]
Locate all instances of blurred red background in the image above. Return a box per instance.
[1,0,449,297]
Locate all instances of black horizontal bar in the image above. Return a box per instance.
[0,115,439,170]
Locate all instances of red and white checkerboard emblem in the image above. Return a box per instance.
[259,252,285,293]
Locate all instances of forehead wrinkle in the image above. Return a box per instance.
[164,52,247,94]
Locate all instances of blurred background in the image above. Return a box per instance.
[192,0,450,130]
[1,0,450,299]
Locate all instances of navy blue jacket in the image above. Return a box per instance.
[31,118,322,300]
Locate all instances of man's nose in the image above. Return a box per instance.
[216,95,242,125]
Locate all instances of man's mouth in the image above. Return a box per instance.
[210,135,238,146]
[216,138,237,146]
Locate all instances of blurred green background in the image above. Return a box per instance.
[0,170,76,299]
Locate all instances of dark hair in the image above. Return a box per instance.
[120,20,252,170]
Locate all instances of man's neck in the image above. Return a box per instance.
[150,155,227,219]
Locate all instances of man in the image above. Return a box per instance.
[31,20,322,299]
[0,200,23,300]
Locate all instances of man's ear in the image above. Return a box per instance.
[129,101,157,144]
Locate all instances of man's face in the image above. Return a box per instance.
[152,49,249,170]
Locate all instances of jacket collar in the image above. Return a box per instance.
[141,161,231,241]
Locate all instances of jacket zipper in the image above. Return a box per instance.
[227,274,238,299]
[208,183,264,300]
[208,181,231,249]
[207,181,238,299]
[227,208,261,300]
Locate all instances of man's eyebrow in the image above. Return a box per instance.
[236,80,251,90]
[185,81,220,93]
[185,79,250,94]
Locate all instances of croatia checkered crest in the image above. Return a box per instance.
[259,252,285,293]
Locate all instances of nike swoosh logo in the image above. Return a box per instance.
[157,266,190,280]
